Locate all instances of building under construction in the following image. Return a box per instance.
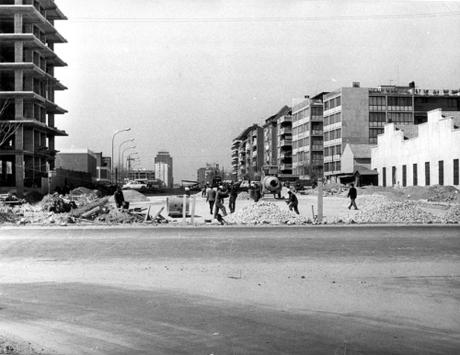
[0,0,67,195]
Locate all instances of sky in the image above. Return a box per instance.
[53,0,460,182]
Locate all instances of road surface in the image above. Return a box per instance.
[0,226,459,354]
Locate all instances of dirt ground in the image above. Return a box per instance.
[0,226,459,354]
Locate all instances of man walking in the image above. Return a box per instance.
[214,185,228,219]
[114,186,125,209]
[286,190,299,214]
[347,183,358,210]
[206,187,217,214]
[228,182,239,213]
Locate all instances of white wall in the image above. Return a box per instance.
[372,109,460,187]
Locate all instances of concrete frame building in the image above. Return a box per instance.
[232,124,264,181]
[323,82,460,182]
[154,151,173,188]
[372,109,460,187]
[0,0,67,195]
[292,93,326,182]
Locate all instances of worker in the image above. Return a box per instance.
[347,183,358,210]
[228,182,239,213]
[114,186,125,209]
[253,183,262,202]
[206,187,217,214]
[214,185,228,218]
[286,190,299,214]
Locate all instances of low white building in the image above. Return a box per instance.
[372,109,460,187]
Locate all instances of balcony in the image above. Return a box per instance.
[311,130,323,136]
[279,138,292,147]
[311,144,323,151]
[279,115,292,124]
[311,115,323,122]
[280,163,293,171]
[279,126,291,135]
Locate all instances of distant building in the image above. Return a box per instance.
[93,152,111,182]
[197,163,220,186]
[0,0,68,195]
[55,149,98,180]
[340,144,377,186]
[154,162,170,188]
[292,93,326,182]
[323,82,460,181]
[231,124,264,181]
[154,151,173,187]
[372,109,460,187]
[128,169,155,182]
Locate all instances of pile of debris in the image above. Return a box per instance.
[225,201,310,225]
[442,205,460,224]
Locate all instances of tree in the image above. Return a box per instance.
[0,99,22,147]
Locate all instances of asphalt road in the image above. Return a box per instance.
[0,226,459,354]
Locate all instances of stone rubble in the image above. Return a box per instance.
[225,201,310,225]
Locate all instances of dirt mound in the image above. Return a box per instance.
[225,201,309,225]
[358,185,460,203]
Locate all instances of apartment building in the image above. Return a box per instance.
[0,0,67,195]
[323,82,460,182]
[232,124,264,181]
[55,149,98,180]
[372,109,460,187]
[154,151,173,187]
[292,93,326,183]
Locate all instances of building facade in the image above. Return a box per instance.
[0,0,67,195]
[154,162,169,188]
[232,124,264,181]
[55,149,98,180]
[372,109,460,187]
[323,82,460,181]
[292,93,326,182]
[197,163,220,186]
[128,169,155,182]
[154,151,173,187]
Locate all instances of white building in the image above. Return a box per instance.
[372,109,460,187]
[154,162,170,188]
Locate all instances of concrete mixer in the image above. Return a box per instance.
[261,175,282,198]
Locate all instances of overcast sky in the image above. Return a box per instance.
[53,0,460,182]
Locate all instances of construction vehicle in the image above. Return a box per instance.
[261,165,282,198]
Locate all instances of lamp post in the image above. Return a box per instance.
[118,138,135,183]
[111,128,131,183]
[121,146,136,182]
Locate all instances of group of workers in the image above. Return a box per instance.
[203,181,301,219]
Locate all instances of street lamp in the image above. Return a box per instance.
[111,128,131,183]
[118,138,135,183]
[121,146,136,182]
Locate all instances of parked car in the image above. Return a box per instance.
[122,180,148,192]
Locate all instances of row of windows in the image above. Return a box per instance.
[324,113,341,126]
[292,137,309,149]
[324,129,341,142]
[324,96,341,111]
[388,112,413,124]
[324,161,341,173]
[292,108,309,122]
[292,123,309,136]
[324,145,341,157]
[381,159,459,186]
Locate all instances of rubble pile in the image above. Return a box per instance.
[225,201,310,225]
[0,209,18,223]
[352,199,443,224]
[442,205,460,224]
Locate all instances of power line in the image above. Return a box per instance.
[68,11,460,23]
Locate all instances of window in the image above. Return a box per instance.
[425,162,430,186]
[387,112,413,124]
[369,128,384,144]
[392,166,397,186]
[382,167,386,187]
[369,112,386,127]
[454,159,459,185]
[402,165,407,187]
[438,160,444,185]
[369,96,386,111]
[413,163,418,186]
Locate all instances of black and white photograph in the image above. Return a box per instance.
[0,0,459,353]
